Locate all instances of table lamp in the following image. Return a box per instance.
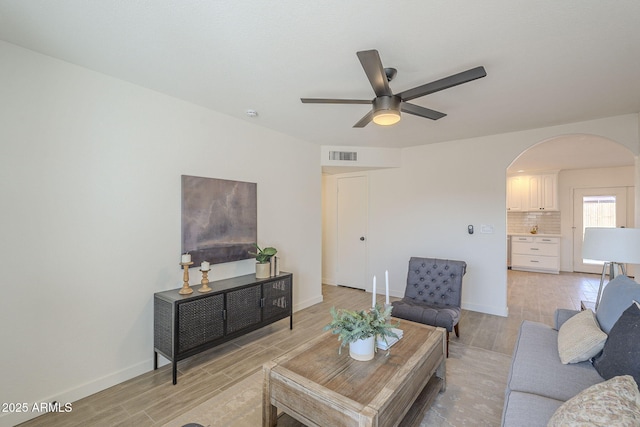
[582,227,640,309]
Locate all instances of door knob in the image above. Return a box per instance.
[360,236,365,241]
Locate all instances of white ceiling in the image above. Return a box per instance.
[507,134,636,174]
[1,1,639,170]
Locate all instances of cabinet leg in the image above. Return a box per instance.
[172,362,177,385]
[154,352,158,370]
[289,315,293,330]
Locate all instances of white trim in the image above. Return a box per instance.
[462,302,509,317]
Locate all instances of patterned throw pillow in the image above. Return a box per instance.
[557,309,607,364]
[547,375,640,426]
[593,302,640,385]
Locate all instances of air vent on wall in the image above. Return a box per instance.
[329,151,358,161]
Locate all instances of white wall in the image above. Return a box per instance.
[322,115,640,318]
[321,173,339,285]
[320,145,401,171]
[0,41,322,426]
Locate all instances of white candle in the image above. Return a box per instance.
[372,275,377,308]
[385,270,390,305]
[201,261,210,271]
[181,253,191,263]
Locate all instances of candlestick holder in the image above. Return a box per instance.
[198,269,212,293]
[179,262,194,295]
[385,303,394,324]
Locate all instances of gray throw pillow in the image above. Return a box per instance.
[592,302,640,385]
[596,275,640,334]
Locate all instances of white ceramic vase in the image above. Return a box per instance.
[256,262,271,278]
[349,336,375,361]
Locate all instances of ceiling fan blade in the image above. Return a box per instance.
[398,66,487,102]
[353,110,374,128]
[401,102,446,120]
[357,50,392,97]
[300,98,371,104]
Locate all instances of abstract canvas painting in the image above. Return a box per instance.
[181,175,257,265]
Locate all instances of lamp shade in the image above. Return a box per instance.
[582,227,640,264]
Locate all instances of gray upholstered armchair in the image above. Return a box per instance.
[391,257,467,356]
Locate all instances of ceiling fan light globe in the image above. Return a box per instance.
[372,111,401,126]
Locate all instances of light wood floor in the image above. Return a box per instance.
[18,270,601,427]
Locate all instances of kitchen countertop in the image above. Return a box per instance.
[508,233,561,237]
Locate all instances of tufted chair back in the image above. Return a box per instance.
[404,257,467,307]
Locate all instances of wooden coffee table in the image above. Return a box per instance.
[262,319,446,427]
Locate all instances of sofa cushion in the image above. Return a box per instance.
[593,302,640,385]
[596,275,640,334]
[554,308,580,330]
[557,309,607,364]
[547,375,640,426]
[500,391,563,427]
[506,321,604,401]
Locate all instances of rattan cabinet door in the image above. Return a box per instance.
[226,285,262,334]
[177,294,224,353]
[262,276,291,322]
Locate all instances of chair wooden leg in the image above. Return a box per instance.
[445,324,459,358]
[446,330,449,358]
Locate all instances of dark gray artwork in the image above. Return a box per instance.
[181,175,257,265]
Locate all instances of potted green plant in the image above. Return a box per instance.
[249,244,277,278]
[324,304,399,360]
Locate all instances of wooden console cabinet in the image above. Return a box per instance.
[154,272,292,384]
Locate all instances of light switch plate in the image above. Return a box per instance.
[480,224,494,234]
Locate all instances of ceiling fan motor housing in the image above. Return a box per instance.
[372,96,401,125]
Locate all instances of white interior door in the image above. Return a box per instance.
[336,176,367,290]
[573,187,628,273]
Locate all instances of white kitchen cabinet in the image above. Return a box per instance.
[507,176,524,212]
[507,173,558,211]
[526,174,558,211]
[511,235,560,274]
[506,176,525,211]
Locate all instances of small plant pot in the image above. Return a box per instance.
[349,336,375,361]
[256,262,271,278]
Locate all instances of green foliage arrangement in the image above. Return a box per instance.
[249,244,277,264]
[323,304,399,355]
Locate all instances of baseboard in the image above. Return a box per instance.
[294,293,323,312]
[0,360,149,427]
[462,301,509,317]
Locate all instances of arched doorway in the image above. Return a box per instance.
[507,134,635,273]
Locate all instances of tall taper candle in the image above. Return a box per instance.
[372,275,377,308]
[385,270,390,305]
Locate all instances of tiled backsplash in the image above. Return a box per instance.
[507,211,561,234]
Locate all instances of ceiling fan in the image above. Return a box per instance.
[301,49,486,127]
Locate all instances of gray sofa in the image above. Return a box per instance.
[500,309,604,426]
[501,274,640,426]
